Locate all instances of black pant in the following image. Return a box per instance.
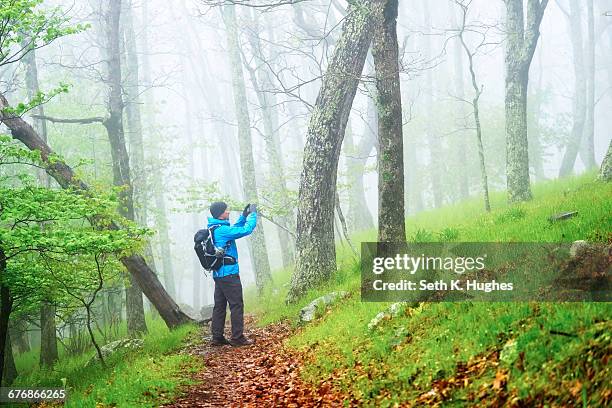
[211,274,244,341]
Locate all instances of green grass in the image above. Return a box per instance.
[9,314,202,407]
[246,172,612,406]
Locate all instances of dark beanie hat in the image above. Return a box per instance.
[210,201,228,219]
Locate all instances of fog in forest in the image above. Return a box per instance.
[3,0,611,312]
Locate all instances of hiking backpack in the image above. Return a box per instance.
[193,225,236,272]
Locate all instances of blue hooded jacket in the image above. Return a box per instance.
[207,212,257,279]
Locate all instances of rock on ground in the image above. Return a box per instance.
[299,291,349,324]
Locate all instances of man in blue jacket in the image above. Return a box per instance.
[208,201,257,347]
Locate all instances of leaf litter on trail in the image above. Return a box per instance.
[161,316,348,407]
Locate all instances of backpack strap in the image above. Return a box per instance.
[209,225,235,265]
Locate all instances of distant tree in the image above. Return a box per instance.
[503,0,548,202]
[557,0,587,177]
[599,140,612,181]
[372,0,406,241]
[222,4,273,293]
[453,0,491,212]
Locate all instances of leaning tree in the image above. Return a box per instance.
[287,0,385,301]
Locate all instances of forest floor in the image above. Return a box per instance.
[162,315,346,407]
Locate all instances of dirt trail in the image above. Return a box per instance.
[162,316,346,407]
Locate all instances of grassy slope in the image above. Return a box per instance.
[246,173,612,407]
[10,315,202,407]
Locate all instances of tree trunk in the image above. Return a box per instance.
[344,119,375,232]
[3,332,16,386]
[0,93,192,329]
[0,249,13,387]
[579,0,596,170]
[140,0,176,301]
[245,9,295,268]
[104,0,146,335]
[21,41,61,365]
[504,0,548,202]
[558,0,587,177]
[528,48,546,181]
[9,319,30,354]
[223,5,272,293]
[372,0,405,241]
[451,7,470,199]
[39,301,58,367]
[287,0,383,301]
[182,83,202,310]
[422,0,443,208]
[599,137,612,181]
[457,4,491,212]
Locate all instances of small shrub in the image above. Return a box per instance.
[495,207,527,224]
[438,227,460,242]
[411,228,434,242]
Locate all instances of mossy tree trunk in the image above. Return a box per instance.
[372,0,405,242]
[503,0,548,203]
[287,0,384,301]
[599,139,612,181]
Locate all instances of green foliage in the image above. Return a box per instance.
[410,228,434,242]
[0,0,88,66]
[11,315,201,407]
[437,226,460,241]
[0,84,70,116]
[495,206,527,224]
[177,179,296,221]
[0,136,149,319]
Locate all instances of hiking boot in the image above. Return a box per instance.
[211,337,231,346]
[229,337,254,347]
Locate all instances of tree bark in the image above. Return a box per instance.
[599,137,612,181]
[372,0,405,241]
[0,93,191,329]
[287,0,384,301]
[223,5,272,293]
[39,301,58,367]
[558,0,587,177]
[104,0,147,336]
[503,0,548,202]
